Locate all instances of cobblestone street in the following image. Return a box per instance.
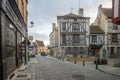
[25,55,120,80]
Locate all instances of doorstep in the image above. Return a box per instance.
[18,64,27,72]
[11,72,31,80]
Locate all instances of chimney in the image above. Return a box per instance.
[52,23,56,31]
[98,4,102,9]
[78,8,84,17]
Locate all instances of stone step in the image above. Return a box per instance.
[11,72,31,80]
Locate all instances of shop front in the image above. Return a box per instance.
[0,0,27,80]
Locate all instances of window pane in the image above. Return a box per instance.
[72,23,79,30]
[92,35,97,43]
[113,24,118,29]
[4,19,16,73]
[112,34,118,41]
[62,23,66,30]
[114,0,119,18]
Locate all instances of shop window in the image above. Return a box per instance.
[4,19,16,73]
[17,32,22,65]
[5,21,16,59]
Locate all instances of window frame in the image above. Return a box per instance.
[62,23,66,30]
[72,23,79,30]
[112,33,118,41]
[91,35,97,43]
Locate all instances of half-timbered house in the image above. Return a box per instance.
[89,26,105,64]
[57,9,90,58]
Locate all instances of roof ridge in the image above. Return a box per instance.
[64,13,79,16]
[102,8,111,9]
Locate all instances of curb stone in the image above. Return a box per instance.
[98,69,120,77]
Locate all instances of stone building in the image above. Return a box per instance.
[0,0,28,80]
[49,23,58,57]
[93,5,120,58]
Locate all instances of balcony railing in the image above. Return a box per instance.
[90,41,104,46]
[61,30,86,34]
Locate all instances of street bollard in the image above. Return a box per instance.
[83,60,85,66]
[74,58,76,64]
[95,58,98,69]
[67,56,69,61]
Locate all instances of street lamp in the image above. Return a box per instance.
[92,45,99,69]
[25,21,34,63]
[29,21,34,28]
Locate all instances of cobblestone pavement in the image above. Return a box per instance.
[24,57,44,80]
[29,55,120,80]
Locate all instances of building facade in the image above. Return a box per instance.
[93,5,120,58]
[57,9,90,58]
[0,0,28,80]
[28,36,34,55]
[49,23,58,57]
[33,42,38,54]
[36,40,45,54]
[89,26,105,63]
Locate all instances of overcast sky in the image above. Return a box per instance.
[27,0,112,46]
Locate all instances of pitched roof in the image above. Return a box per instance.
[36,40,44,47]
[90,26,104,34]
[64,13,80,17]
[102,8,112,18]
[57,13,90,19]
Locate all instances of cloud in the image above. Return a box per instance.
[28,32,48,40]
[28,0,112,45]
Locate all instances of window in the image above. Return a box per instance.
[112,33,118,41]
[17,32,22,66]
[91,35,97,43]
[62,23,66,30]
[67,47,72,54]
[113,24,118,30]
[5,22,16,59]
[114,0,119,18]
[73,34,79,43]
[72,23,79,30]
[62,34,66,42]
